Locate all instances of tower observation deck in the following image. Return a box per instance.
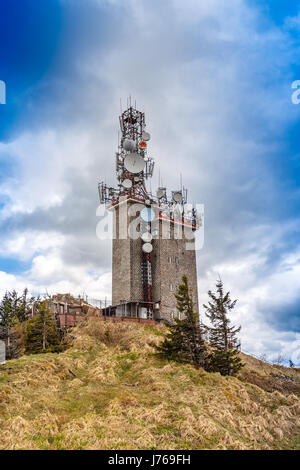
[98,102,201,322]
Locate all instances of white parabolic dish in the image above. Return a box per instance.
[142,242,153,253]
[123,139,136,152]
[157,188,165,199]
[141,232,153,243]
[122,179,132,188]
[173,192,183,203]
[124,153,145,174]
[142,132,150,141]
[141,207,155,222]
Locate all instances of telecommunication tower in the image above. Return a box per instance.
[98,102,201,321]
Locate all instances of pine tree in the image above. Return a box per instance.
[25,301,63,354]
[157,275,208,369]
[0,289,35,358]
[14,288,33,323]
[203,278,244,376]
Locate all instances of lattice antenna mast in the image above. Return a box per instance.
[98,101,201,230]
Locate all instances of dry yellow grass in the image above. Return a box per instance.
[0,318,299,450]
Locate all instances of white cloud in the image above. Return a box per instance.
[0,129,92,214]
[0,231,65,261]
[0,264,111,302]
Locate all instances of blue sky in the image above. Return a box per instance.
[0,0,300,364]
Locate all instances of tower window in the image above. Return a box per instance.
[169,282,174,292]
[175,256,179,265]
[168,256,172,264]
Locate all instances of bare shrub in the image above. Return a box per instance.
[258,353,268,363]
[274,354,286,366]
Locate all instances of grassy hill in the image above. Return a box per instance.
[0,319,299,450]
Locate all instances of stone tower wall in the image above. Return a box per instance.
[112,202,145,305]
[151,219,199,322]
[112,201,199,323]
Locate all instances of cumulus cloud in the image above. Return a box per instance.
[0,0,300,362]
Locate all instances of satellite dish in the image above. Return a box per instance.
[157,188,166,199]
[173,191,183,203]
[124,153,146,174]
[145,199,151,206]
[142,132,150,141]
[122,179,132,189]
[142,242,153,253]
[134,176,140,182]
[141,232,153,243]
[123,139,136,152]
[141,207,155,222]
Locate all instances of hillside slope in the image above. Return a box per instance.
[0,319,299,450]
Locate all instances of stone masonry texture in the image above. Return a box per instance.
[112,201,199,322]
